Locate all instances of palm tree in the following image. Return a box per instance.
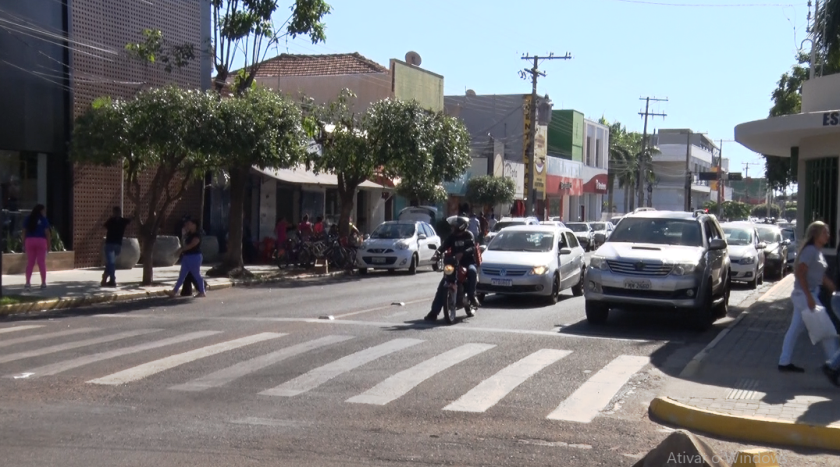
[604,120,637,213]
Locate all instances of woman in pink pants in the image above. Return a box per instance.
[21,204,51,291]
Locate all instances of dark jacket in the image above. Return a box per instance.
[438,230,477,266]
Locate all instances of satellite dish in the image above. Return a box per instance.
[466,89,476,96]
[405,51,422,66]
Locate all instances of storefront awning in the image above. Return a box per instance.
[735,110,840,157]
[253,165,387,189]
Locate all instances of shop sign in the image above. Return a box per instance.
[504,161,525,199]
[533,125,548,198]
[822,111,840,126]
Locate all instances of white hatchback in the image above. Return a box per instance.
[357,221,442,274]
[477,225,586,304]
[722,222,766,289]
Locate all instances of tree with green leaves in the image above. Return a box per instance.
[127,0,332,277]
[601,119,658,213]
[703,200,752,221]
[751,203,782,218]
[310,91,471,236]
[71,87,217,285]
[395,179,448,205]
[465,176,515,209]
[209,87,309,276]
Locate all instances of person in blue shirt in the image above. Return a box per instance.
[21,204,51,291]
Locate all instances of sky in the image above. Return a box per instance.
[273,0,810,179]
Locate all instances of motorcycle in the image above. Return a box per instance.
[436,251,477,324]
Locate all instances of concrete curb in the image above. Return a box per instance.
[679,275,795,379]
[0,270,349,316]
[649,396,840,452]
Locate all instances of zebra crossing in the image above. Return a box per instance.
[0,324,651,423]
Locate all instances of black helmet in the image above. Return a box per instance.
[447,216,469,233]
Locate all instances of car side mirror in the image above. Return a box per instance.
[363,234,370,240]
[709,239,727,251]
[559,248,572,255]
[418,233,427,240]
[479,245,487,252]
[783,239,791,245]
[757,242,767,250]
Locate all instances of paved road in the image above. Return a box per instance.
[0,264,801,466]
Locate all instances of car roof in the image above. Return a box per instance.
[380,220,422,226]
[498,217,537,222]
[624,210,698,220]
[566,221,589,225]
[500,225,563,233]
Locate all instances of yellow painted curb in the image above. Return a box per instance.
[650,397,840,452]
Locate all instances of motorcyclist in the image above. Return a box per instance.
[424,216,480,322]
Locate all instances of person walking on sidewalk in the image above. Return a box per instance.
[165,218,206,298]
[21,204,51,292]
[778,221,839,373]
[102,207,130,287]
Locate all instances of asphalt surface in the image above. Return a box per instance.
[0,261,829,466]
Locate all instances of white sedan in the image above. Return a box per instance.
[477,225,586,304]
[722,223,766,289]
[357,221,442,274]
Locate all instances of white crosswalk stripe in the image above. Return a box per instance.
[546,355,650,423]
[443,349,572,413]
[347,343,496,406]
[0,325,44,334]
[0,327,98,349]
[260,338,424,397]
[16,331,221,377]
[170,335,354,392]
[0,329,160,364]
[88,332,284,386]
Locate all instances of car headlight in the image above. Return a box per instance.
[739,256,756,265]
[590,255,609,271]
[443,264,455,275]
[671,262,700,276]
[396,241,410,250]
[530,265,549,275]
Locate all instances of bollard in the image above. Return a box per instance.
[731,449,779,467]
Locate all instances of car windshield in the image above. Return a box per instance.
[723,227,753,246]
[782,229,795,242]
[488,231,555,252]
[756,227,781,243]
[493,221,525,232]
[590,223,606,230]
[566,224,589,232]
[370,223,415,239]
[609,218,703,247]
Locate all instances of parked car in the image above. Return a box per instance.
[565,222,594,251]
[484,216,540,243]
[357,221,441,274]
[540,220,566,228]
[590,222,615,249]
[781,227,797,265]
[721,222,766,289]
[754,224,789,279]
[584,210,731,330]
[476,225,585,304]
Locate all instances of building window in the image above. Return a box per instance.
[804,157,838,248]
[0,150,45,212]
[595,139,601,168]
[586,136,592,166]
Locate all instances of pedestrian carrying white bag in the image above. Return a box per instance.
[801,305,837,345]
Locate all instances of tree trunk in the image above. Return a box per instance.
[622,184,628,214]
[208,165,249,278]
[138,232,157,286]
[628,181,636,212]
[607,173,615,214]
[338,189,355,237]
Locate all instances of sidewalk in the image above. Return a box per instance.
[651,275,840,451]
[0,264,345,315]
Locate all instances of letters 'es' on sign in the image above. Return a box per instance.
[823,111,840,126]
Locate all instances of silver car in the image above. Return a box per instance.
[477,225,586,304]
[584,210,731,330]
[565,222,594,251]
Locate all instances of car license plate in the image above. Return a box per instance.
[624,279,651,290]
[371,257,386,264]
[491,279,513,287]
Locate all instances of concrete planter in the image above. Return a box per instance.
[100,237,141,270]
[152,235,181,267]
[201,235,220,263]
[2,251,75,275]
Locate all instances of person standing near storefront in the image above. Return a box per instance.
[102,207,131,287]
[21,204,51,292]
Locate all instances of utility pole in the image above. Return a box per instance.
[637,97,667,209]
[741,162,762,179]
[717,140,724,218]
[520,52,572,218]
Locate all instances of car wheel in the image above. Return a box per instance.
[748,269,758,289]
[571,267,585,297]
[585,301,609,324]
[432,255,443,272]
[758,268,764,285]
[408,254,418,275]
[714,276,731,318]
[689,284,714,331]
[546,274,560,304]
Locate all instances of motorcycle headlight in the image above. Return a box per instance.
[443,264,455,275]
[396,241,410,250]
[671,262,700,276]
[589,255,609,271]
[739,256,756,265]
[530,265,549,275]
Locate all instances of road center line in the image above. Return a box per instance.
[546,355,650,423]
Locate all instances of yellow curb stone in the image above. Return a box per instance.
[731,449,779,467]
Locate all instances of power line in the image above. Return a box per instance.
[608,0,801,6]
[637,97,667,208]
